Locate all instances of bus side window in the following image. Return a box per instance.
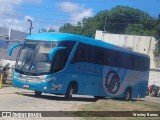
[95,47,104,65]
[71,43,84,64]
[134,56,149,71]
[51,49,67,73]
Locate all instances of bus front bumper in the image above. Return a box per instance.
[13,76,52,93]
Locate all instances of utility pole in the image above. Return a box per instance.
[102,16,108,41]
[27,19,33,34]
[103,16,107,32]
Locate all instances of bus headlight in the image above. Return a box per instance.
[13,73,56,83]
[41,77,56,82]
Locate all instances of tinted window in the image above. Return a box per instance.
[72,43,150,71]
[58,41,75,58]
[51,41,76,73]
[51,49,67,73]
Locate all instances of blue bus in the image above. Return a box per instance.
[9,33,150,100]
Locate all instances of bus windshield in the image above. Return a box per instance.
[15,41,58,75]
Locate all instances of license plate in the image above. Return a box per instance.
[23,84,29,88]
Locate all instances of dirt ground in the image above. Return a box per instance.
[0,87,94,120]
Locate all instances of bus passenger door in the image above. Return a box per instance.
[50,49,68,93]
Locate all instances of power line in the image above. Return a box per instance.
[0,1,159,21]
[0,5,158,29]
[0,1,159,17]
[0,9,157,24]
[0,9,74,22]
[0,2,98,13]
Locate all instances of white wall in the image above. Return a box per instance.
[149,69,160,86]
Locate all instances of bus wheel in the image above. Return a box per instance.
[65,84,74,100]
[124,89,131,101]
[35,91,42,96]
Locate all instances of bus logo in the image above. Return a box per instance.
[105,71,120,94]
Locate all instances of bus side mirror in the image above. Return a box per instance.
[49,47,66,61]
[9,44,22,56]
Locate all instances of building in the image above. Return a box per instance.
[0,27,29,69]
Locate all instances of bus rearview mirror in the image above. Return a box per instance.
[8,44,22,56]
[49,47,66,61]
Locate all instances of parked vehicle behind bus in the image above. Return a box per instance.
[9,33,150,100]
[146,84,160,97]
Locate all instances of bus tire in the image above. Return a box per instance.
[65,83,74,100]
[124,88,131,101]
[35,91,42,96]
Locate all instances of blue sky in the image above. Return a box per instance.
[0,0,159,33]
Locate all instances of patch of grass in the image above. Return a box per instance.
[73,99,160,120]
[77,99,160,111]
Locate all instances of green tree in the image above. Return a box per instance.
[59,6,153,37]
[38,28,55,33]
[48,28,55,32]
[125,23,156,36]
[105,6,152,34]
[38,28,47,33]
[59,23,82,35]
[125,24,146,35]
[154,17,160,54]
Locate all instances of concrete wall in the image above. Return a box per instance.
[0,27,9,37]
[149,69,160,87]
[95,30,157,68]
[10,29,29,41]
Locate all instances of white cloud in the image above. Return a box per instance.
[59,2,80,12]
[0,0,42,33]
[24,16,34,22]
[59,2,93,24]
[0,0,42,5]
[22,0,42,4]
[0,16,35,32]
[0,0,22,17]
[0,0,23,4]
[0,19,24,31]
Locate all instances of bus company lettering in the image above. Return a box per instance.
[76,64,100,73]
[105,71,120,94]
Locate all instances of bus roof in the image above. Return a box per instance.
[26,32,149,58]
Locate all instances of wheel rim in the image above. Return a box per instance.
[125,91,130,100]
[70,88,73,96]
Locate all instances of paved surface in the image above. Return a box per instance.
[0,87,95,120]
[142,96,160,103]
